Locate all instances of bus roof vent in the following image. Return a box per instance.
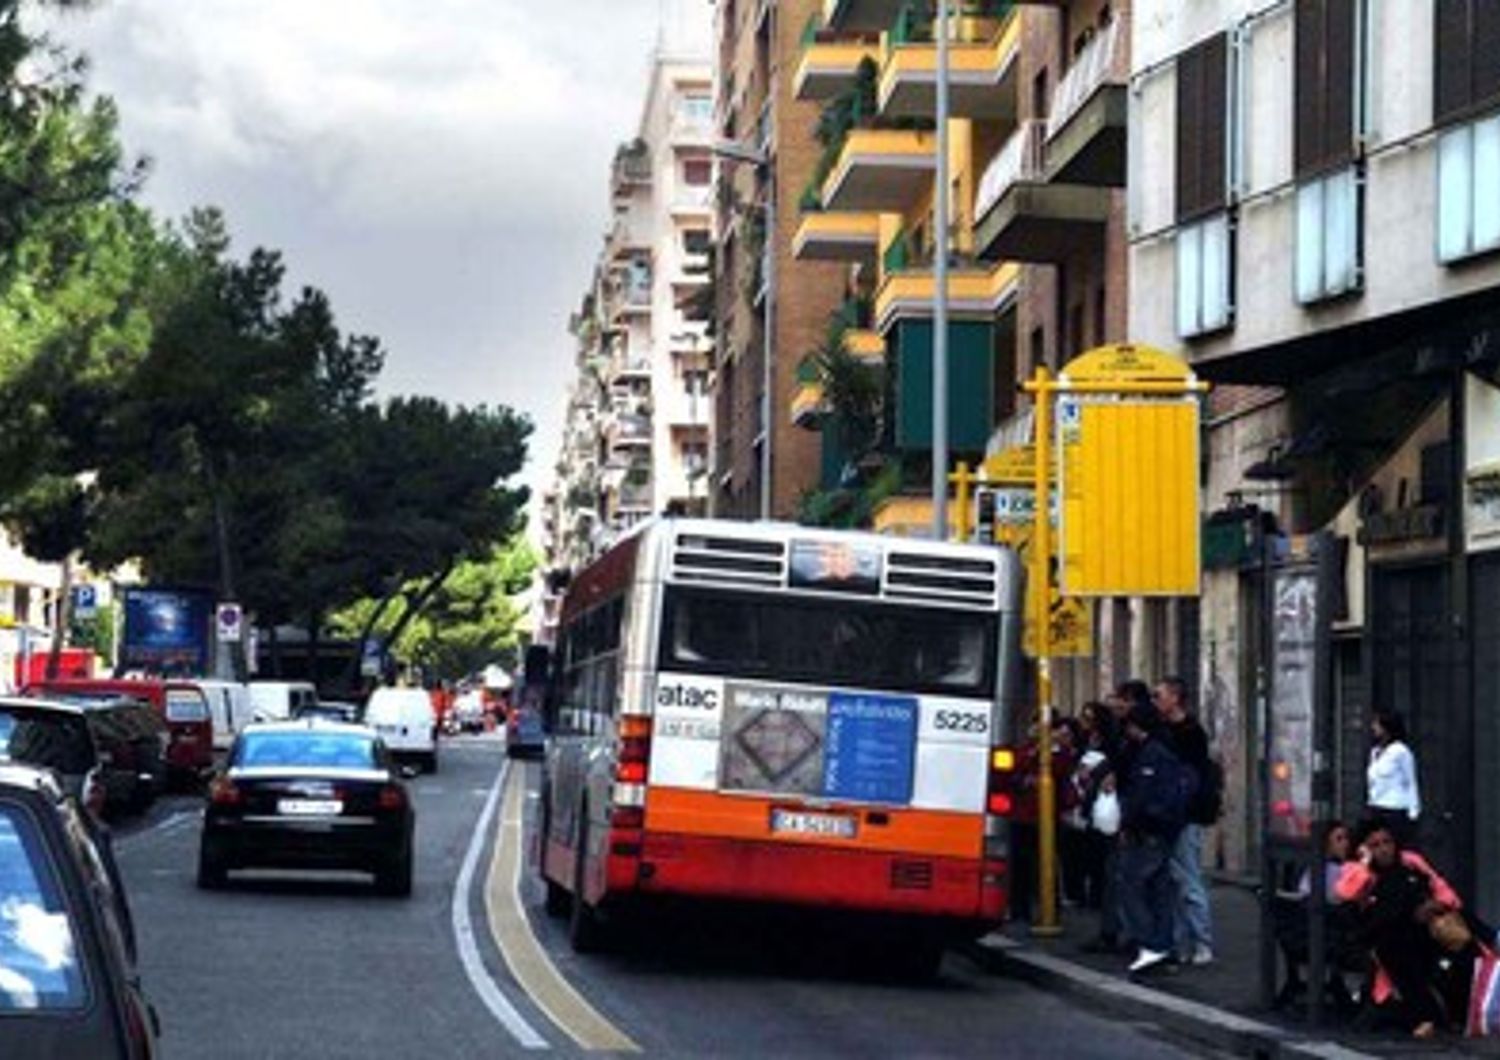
[671,533,787,588]
[884,551,998,608]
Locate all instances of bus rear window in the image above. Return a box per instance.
[660,588,995,697]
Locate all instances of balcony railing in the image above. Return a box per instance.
[619,481,654,509]
[1047,17,1121,141]
[975,119,1046,219]
[611,143,651,196]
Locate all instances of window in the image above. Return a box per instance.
[1296,166,1362,302]
[679,95,713,124]
[1435,0,1500,126]
[559,597,625,735]
[683,228,710,256]
[660,589,997,698]
[233,731,378,769]
[1175,34,1234,337]
[1438,112,1500,263]
[1294,0,1357,181]
[684,369,710,397]
[0,805,87,1011]
[682,158,712,186]
[1177,213,1234,337]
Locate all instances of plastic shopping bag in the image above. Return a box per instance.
[1468,947,1500,1037]
[1091,789,1121,836]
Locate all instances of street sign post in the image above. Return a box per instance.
[215,603,243,644]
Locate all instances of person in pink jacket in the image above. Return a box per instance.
[1337,821,1464,1039]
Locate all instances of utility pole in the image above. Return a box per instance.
[932,0,951,539]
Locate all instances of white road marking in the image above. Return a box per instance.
[452,762,549,1051]
[117,810,197,854]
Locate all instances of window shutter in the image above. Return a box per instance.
[1436,0,1475,124]
[1177,34,1228,222]
[1324,0,1357,166]
[1295,0,1328,177]
[1176,46,1203,222]
[1474,1,1500,112]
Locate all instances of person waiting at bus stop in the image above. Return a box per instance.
[1117,700,1194,975]
[1009,717,1078,924]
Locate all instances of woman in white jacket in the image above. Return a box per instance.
[1366,710,1420,845]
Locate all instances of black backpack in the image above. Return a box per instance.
[1189,758,1225,825]
[1137,744,1199,837]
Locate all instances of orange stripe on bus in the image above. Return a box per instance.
[643,787,984,860]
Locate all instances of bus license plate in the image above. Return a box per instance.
[770,809,857,839]
[278,799,342,816]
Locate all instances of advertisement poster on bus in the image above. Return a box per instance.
[121,588,212,674]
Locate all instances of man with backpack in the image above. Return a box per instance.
[1156,676,1220,967]
[1118,699,1197,974]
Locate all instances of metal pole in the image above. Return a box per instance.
[1032,367,1060,935]
[931,0,950,539]
[760,161,775,521]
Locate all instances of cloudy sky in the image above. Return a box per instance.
[39,0,709,511]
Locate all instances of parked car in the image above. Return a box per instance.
[24,692,168,817]
[0,697,139,961]
[363,688,438,773]
[27,679,213,788]
[291,700,361,724]
[0,763,158,1058]
[190,679,255,752]
[246,680,318,723]
[198,721,415,896]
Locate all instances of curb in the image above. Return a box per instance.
[961,934,1376,1060]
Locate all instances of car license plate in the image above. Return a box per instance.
[277,799,343,816]
[770,809,857,839]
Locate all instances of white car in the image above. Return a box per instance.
[247,681,318,723]
[363,688,438,773]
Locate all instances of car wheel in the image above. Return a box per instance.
[196,844,227,890]
[378,850,413,898]
[567,808,608,953]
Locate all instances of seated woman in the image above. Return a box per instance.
[1273,822,1360,1013]
[1336,820,1468,1039]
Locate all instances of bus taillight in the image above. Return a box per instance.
[616,715,652,786]
[987,746,1016,818]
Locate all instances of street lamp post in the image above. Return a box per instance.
[713,139,775,521]
[932,0,951,539]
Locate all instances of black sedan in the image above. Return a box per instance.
[198,721,415,896]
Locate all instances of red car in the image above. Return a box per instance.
[27,679,214,788]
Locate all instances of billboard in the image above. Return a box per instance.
[121,588,212,674]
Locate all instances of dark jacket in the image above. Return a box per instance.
[1121,736,1189,839]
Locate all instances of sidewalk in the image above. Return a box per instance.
[965,881,1492,1059]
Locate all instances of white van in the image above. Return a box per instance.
[364,687,438,773]
[246,681,318,723]
[191,679,255,751]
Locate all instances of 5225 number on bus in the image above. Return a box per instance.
[933,709,989,734]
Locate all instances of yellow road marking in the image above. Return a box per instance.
[486,767,640,1053]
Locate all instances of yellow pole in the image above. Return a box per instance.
[1031,367,1061,936]
[951,461,972,542]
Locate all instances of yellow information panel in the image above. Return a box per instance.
[1058,398,1201,597]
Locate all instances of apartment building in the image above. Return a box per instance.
[542,13,714,587]
[1130,0,1500,889]
[710,0,851,519]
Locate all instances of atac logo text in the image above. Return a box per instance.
[656,680,720,711]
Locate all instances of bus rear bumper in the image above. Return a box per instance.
[629,832,1006,924]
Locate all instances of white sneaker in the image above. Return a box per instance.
[1190,945,1214,966]
[1128,948,1169,974]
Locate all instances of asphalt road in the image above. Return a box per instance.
[115,737,1211,1059]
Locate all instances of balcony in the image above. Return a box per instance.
[608,413,653,452]
[875,254,1020,332]
[822,128,937,212]
[795,15,882,101]
[617,480,654,513]
[823,0,908,32]
[606,356,653,384]
[610,142,651,202]
[973,121,1110,262]
[878,10,1019,121]
[791,357,827,428]
[607,219,648,260]
[672,182,713,215]
[793,211,882,262]
[1044,18,1127,186]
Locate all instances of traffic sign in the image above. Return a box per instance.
[72,584,98,619]
[215,602,243,643]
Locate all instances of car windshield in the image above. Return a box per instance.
[233,732,378,770]
[659,588,996,698]
[0,710,94,776]
[0,805,87,1011]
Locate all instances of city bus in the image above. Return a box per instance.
[538,518,1025,971]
